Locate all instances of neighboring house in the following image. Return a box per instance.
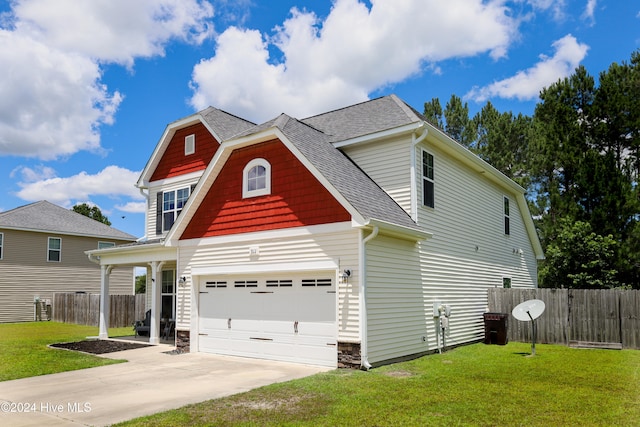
[89,95,544,368]
[0,201,137,323]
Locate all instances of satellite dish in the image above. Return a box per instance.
[512,299,546,356]
[512,299,546,322]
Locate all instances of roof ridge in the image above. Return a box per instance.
[388,94,424,121]
[301,95,387,121]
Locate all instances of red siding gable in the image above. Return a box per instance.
[151,123,218,181]
[180,139,351,239]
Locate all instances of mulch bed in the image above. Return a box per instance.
[50,340,151,354]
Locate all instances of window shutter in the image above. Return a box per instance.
[156,192,163,234]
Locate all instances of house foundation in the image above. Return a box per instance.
[176,330,190,353]
[338,341,361,369]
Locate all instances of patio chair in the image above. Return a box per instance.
[162,320,175,340]
[134,310,151,336]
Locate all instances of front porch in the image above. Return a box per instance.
[86,239,180,347]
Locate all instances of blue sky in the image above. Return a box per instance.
[0,0,638,238]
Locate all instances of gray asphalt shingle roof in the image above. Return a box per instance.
[278,114,421,232]
[199,107,256,141]
[0,201,137,240]
[301,94,423,141]
[224,95,425,233]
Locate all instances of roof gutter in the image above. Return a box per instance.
[359,225,379,370]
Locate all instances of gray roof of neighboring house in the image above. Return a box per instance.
[227,95,425,233]
[0,201,138,241]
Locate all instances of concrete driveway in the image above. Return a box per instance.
[0,343,331,426]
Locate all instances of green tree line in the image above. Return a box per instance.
[424,50,640,289]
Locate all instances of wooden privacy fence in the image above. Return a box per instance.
[487,288,640,350]
[52,293,146,328]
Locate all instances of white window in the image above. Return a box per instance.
[48,237,61,262]
[504,197,510,235]
[242,158,271,198]
[160,187,191,232]
[422,150,435,208]
[184,134,195,155]
[161,270,176,320]
[0,232,3,260]
[98,241,115,249]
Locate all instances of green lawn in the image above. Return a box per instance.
[0,321,133,381]
[116,343,640,427]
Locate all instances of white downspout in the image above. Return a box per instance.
[410,122,428,222]
[360,226,379,370]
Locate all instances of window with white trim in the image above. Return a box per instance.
[161,270,176,320]
[504,196,510,235]
[0,232,3,260]
[98,241,115,249]
[184,134,195,155]
[422,150,435,208]
[157,187,192,233]
[48,237,61,262]
[242,158,271,198]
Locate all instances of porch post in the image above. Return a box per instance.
[98,265,112,339]
[149,261,163,344]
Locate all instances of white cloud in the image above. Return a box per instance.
[0,0,214,160]
[15,165,143,207]
[190,0,519,122]
[464,35,589,103]
[0,30,122,160]
[582,0,597,24]
[115,201,147,214]
[10,0,215,66]
[527,0,567,21]
[10,165,57,183]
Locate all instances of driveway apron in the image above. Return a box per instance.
[0,344,331,426]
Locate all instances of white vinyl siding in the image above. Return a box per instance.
[340,137,412,213]
[365,235,425,365]
[414,141,537,347]
[177,225,360,342]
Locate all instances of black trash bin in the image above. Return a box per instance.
[483,312,509,345]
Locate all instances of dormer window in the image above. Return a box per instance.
[243,158,271,198]
[184,134,195,155]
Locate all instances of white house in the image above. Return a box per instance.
[88,95,543,368]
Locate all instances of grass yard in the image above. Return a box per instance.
[117,342,640,427]
[0,321,134,381]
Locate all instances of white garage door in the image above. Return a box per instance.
[198,272,337,367]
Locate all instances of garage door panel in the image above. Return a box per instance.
[296,321,336,337]
[198,272,337,367]
[199,317,229,333]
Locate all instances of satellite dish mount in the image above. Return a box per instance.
[511,299,546,356]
